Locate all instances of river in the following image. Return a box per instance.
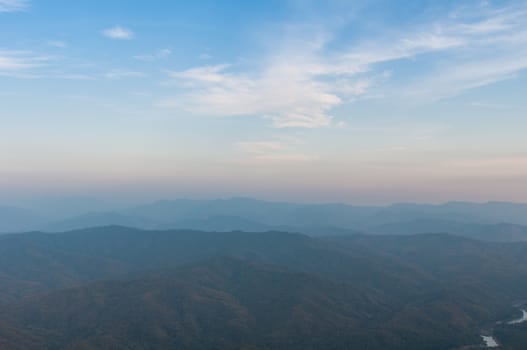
[480,308,527,348]
[481,335,499,348]
[507,309,527,324]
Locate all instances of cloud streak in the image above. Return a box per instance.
[47,41,67,48]
[236,137,317,164]
[161,54,373,128]
[134,48,171,61]
[0,0,28,12]
[104,70,147,79]
[159,2,527,128]
[400,3,527,100]
[102,26,134,40]
[160,27,449,128]
[0,50,51,76]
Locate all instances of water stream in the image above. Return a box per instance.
[480,307,527,347]
[481,335,499,348]
[507,309,527,325]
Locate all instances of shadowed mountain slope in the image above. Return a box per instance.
[0,227,526,349]
[0,257,492,350]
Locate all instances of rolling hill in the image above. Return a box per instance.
[0,227,526,348]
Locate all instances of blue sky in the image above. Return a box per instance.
[1,0,527,204]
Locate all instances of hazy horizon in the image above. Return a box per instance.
[4,194,527,216]
[4,194,527,210]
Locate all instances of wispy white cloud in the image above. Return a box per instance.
[402,44,527,100]
[0,53,34,71]
[159,2,527,128]
[52,73,96,81]
[198,53,212,60]
[0,0,29,13]
[47,41,67,48]
[237,140,289,154]
[236,135,317,164]
[0,50,51,76]
[396,4,527,100]
[0,50,145,82]
[104,70,147,79]
[470,101,515,109]
[0,48,147,80]
[134,48,171,61]
[102,26,134,40]
[158,27,449,128]
[161,58,373,128]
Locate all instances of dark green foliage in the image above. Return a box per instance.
[0,227,526,349]
[494,323,527,349]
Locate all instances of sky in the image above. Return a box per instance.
[1,0,527,205]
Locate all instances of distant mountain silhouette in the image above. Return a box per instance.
[6,198,527,244]
[372,219,527,242]
[26,198,527,243]
[42,211,159,232]
[0,205,47,233]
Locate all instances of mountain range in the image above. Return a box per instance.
[3,198,527,242]
[0,226,526,348]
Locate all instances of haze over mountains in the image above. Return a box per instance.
[2,198,527,348]
[0,226,527,349]
[3,198,527,242]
